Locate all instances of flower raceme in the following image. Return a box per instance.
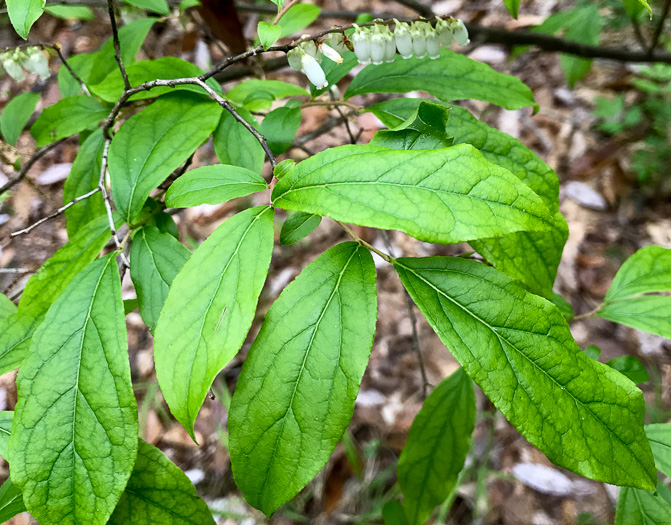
[287,17,470,89]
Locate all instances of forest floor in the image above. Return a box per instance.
[1,0,670,523]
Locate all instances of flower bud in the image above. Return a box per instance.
[410,22,429,59]
[287,48,303,71]
[1,52,24,82]
[327,33,349,56]
[301,40,321,62]
[351,26,372,65]
[301,53,328,89]
[22,48,50,79]
[320,43,343,64]
[435,18,454,47]
[394,20,413,59]
[451,19,470,46]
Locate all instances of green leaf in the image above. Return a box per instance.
[393,256,656,489]
[607,356,649,385]
[213,108,265,174]
[165,165,268,208]
[0,294,17,321]
[504,0,520,18]
[90,57,222,103]
[272,144,553,245]
[645,424,671,478]
[258,21,282,50]
[622,0,650,19]
[63,128,106,237]
[615,487,671,525]
[58,18,156,96]
[9,254,138,525]
[179,0,199,10]
[0,411,12,459]
[6,0,45,38]
[155,206,274,438]
[274,159,295,179]
[599,295,671,338]
[382,501,409,525]
[280,211,321,245]
[260,106,301,155]
[277,4,321,38]
[229,242,377,515]
[123,298,139,315]
[0,478,27,522]
[44,4,94,20]
[346,50,538,112]
[604,246,671,302]
[130,226,191,333]
[0,92,39,146]
[370,101,453,151]
[583,345,602,360]
[123,0,170,14]
[552,292,574,321]
[226,79,308,112]
[398,368,475,525]
[109,439,216,524]
[109,92,222,222]
[31,96,109,147]
[0,314,39,376]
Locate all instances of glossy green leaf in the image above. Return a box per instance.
[0,92,39,146]
[130,227,191,333]
[615,487,671,525]
[226,79,308,112]
[31,96,109,147]
[260,106,301,155]
[280,211,321,245]
[0,412,12,459]
[346,50,537,112]
[604,246,671,302]
[258,21,282,50]
[645,424,671,479]
[109,439,216,525]
[213,108,265,174]
[277,3,321,38]
[229,242,377,515]
[109,92,222,222]
[0,479,26,522]
[44,4,94,19]
[370,101,453,151]
[0,294,17,320]
[123,0,170,14]
[398,368,475,525]
[165,165,268,208]
[63,128,106,237]
[9,254,138,525]
[155,206,274,438]
[272,144,553,245]
[90,57,222,103]
[6,0,45,38]
[599,295,671,338]
[504,0,520,18]
[393,256,656,489]
[606,356,649,385]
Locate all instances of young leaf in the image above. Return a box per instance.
[280,211,321,245]
[108,92,222,222]
[154,206,275,438]
[599,295,671,338]
[346,50,538,112]
[0,92,39,146]
[213,108,265,174]
[645,424,671,478]
[226,79,308,112]
[43,4,94,20]
[277,3,321,38]
[260,106,302,155]
[397,368,475,525]
[552,292,574,321]
[123,0,170,15]
[229,242,377,515]
[31,95,109,147]
[130,227,191,333]
[6,0,45,38]
[63,128,106,237]
[604,246,671,302]
[583,345,602,361]
[9,254,138,525]
[0,479,27,523]
[606,356,649,385]
[393,256,656,489]
[272,144,553,245]
[108,439,216,525]
[0,294,17,321]
[504,0,520,18]
[0,314,39,376]
[258,21,282,50]
[0,412,12,459]
[165,165,268,208]
[615,487,671,525]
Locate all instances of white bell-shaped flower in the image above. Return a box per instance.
[301,40,322,62]
[320,43,343,64]
[327,33,349,56]
[394,20,414,59]
[370,27,386,65]
[22,48,50,79]
[351,25,372,65]
[451,19,470,46]
[435,18,454,46]
[410,22,429,59]
[426,30,441,59]
[287,48,303,71]
[1,52,24,82]
[301,53,328,89]
[384,34,396,62]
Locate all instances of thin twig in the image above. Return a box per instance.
[328,91,357,144]
[649,0,671,53]
[107,0,131,90]
[0,268,31,274]
[49,44,90,95]
[336,221,392,263]
[0,140,66,196]
[273,0,300,24]
[572,305,602,321]
[300,100,363,111]
[10,187,101,237]
[99,138,129,266]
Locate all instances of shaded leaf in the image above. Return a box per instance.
[0,294,17,321]
[606,356,649,385]
[212,108,265,174]
[280,212,321,245]
[645,424,671,479]
[0,411,12,459]
[123,0,170,14]
[0,92,39,146]
[615,487,671,525]
[226,79,307,112]
[31,96,109,147]
[260,106,302,155]
[0,479,26,523]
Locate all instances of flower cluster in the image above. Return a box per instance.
[287,18,469,88]
[0,47,50,82]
